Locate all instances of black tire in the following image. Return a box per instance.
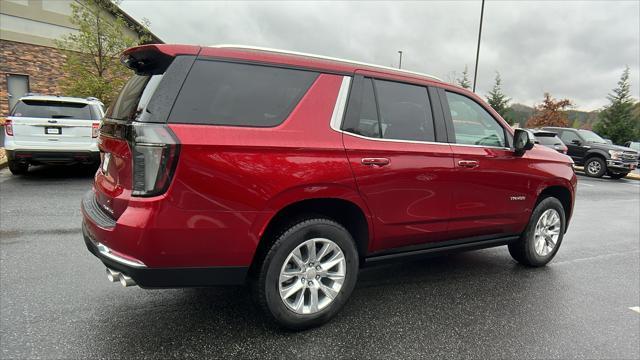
[253,218,359,330]
[608,172,629,179]
[584,157,606,178]
[508,197,566,267]
[8,160,28,175]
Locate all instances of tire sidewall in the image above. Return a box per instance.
[523,197,566,266]
[261,219,358,329]
[585,157,606,177]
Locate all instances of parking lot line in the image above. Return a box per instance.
[630,307,640,314]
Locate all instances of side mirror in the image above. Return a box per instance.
[571,139,582,146]
[514,129,535,155]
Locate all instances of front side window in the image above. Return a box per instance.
[446,91,506,147]
[169,60,318,127]
[578,130,607,144]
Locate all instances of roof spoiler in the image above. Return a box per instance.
[121,44,200,75]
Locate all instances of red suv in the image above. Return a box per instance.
[82,44,577,329]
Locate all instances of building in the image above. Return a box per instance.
[0,0,162,114]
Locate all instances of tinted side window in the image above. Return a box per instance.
[446,91,506,147]
[376,80,435,142]
[343,78,381,138]
[559,130,581,144]
[169,60,318,127]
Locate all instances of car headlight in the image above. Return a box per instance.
[609,150,623,160]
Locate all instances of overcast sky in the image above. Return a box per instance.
[120,0,640,111]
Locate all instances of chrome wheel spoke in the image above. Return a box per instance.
[280,281,304,300]
[319,283,338,300]
[309,286,319,313]
[321,252,345,271]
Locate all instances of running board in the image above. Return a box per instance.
[364,235,519,264]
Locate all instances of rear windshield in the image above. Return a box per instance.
[168,60,318,127]
[535,134,563,145]
[11,100,96,120]
[106,74,163,121]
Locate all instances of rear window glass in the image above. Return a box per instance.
[168,60,318,127]
[535,134,562,145]
[11,100,95,120]
[106,74,163,121]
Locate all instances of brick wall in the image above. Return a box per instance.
[0,39,69,115]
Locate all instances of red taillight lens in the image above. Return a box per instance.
[130,124,180,197]
[92,123,100,138]
[5,119,13,136]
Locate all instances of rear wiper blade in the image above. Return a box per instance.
[51,115,73,118]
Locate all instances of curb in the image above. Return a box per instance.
[574,166,640,180]
[0,157,7,170]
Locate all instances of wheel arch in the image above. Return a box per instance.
[249,197,372,276]
[536,185,573,231]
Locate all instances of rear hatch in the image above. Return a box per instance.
[94,45,199,220]
[9,99,99,147]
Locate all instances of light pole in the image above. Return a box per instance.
[398,50,403,69]
[472,0,485,92]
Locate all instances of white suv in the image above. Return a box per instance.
[4,95,104,175]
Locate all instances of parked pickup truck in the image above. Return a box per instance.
[542,127,639,179]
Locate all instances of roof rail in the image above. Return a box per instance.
[210,44,443,82]
[24,92,42,97]
[85,97,101,102]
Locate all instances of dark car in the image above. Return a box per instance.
[542,127,639,179]
[624,141,640,160]
[82,44,577,329]
[530,130,567,154]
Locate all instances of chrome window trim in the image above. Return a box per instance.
[329,75,510,150]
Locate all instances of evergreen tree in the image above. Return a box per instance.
[486,72,512,124]
[457,66,471,89]
[593,66,640,144]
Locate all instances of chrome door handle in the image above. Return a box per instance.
[361,158,390,166]
[458,160,479,168]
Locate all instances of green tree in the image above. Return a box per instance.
[593,66,640,144]
[456,66,471,89]
[56,0,150,106]
[486,72,512,124]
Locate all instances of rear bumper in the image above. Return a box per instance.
[7,149,99,164]
[81,190,248,288]
[83,223,248,288]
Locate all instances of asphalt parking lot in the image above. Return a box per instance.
[1,166,639,359]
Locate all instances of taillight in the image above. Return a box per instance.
[130,123,179,197]
[5,119,13,136]
[92,123,100,138]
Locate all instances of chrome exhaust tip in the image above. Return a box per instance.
[106,268,121,282]
[119,274,137,287]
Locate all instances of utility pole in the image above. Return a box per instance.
[398,50,403,69]
[472,0,485,92]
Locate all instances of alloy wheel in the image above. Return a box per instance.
[587,160,601,175]
[278,238,346,315]
[533,209,561,256]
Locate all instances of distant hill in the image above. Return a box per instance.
[505,103,599,129]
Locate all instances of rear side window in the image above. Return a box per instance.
[375,79,435,142]
[107,74,163,121]
[168,60,318,127]
[11,100,95,120]
[343,77,435,142]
